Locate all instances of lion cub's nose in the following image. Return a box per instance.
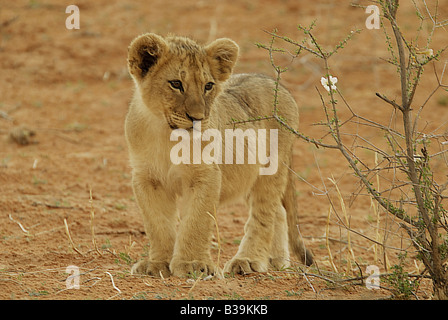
[186,112,204,122]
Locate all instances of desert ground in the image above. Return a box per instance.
[0,0,447,301]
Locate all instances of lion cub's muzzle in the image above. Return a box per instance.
[167,111,210,131]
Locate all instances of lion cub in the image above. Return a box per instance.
[125,33,312,277]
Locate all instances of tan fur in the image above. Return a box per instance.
[125,33,312,277]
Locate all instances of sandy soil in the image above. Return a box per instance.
[0,0,447,301]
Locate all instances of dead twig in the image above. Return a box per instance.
[9,214,29,234]
[105,271,121,295]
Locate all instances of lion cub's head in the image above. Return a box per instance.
[128,33,239,130]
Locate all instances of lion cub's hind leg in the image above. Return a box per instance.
[269,205,290,270]
[224,174,287,275]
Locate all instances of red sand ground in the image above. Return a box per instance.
[0,0,447,300]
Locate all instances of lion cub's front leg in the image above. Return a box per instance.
[169,165,221,277]
[130,171,177,278]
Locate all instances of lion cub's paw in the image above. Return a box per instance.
[131,259,171,278]
[170,259,216,278]
[269,257,290,271]
[224,257,268,275]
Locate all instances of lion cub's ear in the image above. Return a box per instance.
[128,33,168,81]
[205,38,239,82]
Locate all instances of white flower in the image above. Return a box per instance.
[413,154,423,164]
[415,48,434,64]
[320,76,338,92]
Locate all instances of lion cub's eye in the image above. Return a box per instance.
[169,80,184,92]
[204,82,214,92]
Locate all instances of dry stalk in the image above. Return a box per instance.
[329,176,356,274]
[125,234,136,256]
[64,218,84,256]
[206,206,223,278]
[89,186,102,256]
[326,206,338,273]
[373,152,381,265]
[188,272,204,297]
[371,198,380,264]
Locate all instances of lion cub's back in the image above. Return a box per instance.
[219,73,299,130]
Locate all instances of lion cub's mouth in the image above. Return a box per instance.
[166,113,210,131]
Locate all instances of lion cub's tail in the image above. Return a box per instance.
[283,162,313,266]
